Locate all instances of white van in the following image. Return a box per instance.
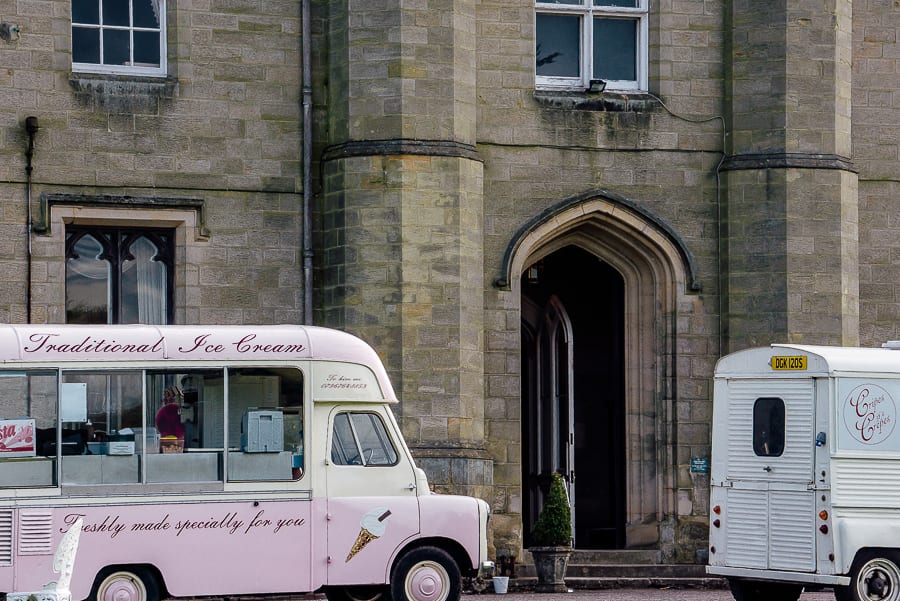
[707,343,900,601]
[0,324,492,601]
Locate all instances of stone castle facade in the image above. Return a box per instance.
[1,0,897,564]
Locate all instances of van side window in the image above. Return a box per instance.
[227,367,304,481]
[0,370,58,487]
[753,397,785,457]
[146,369,225,483]
[13,366,306,488]
[331,412,398,466]
[62,370,144,485]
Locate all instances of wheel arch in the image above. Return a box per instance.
[388,537,473,582]
[836,518,900,574]
[89,563,167,601]
[138,563,167,597]
[846,547,900,574]
[850,545,900,570]
[836,549,900,601]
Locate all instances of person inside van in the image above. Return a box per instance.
[155,386,185,450]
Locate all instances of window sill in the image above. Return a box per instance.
[69,72,178,110]
[533,90,657,112]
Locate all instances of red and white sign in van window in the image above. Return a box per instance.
[0,418,36,457]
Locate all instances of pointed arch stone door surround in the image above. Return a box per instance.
[497,190,700,552]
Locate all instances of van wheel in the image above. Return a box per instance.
[728,578,802,601]
[391,547,460,601]
[325,585,388,601]
[837,551,900,601]
[91,567,160,601]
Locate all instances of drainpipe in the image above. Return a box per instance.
[301,0,313,325]
[24,116,38,324]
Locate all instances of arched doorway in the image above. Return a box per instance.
[498,191,699,553]
[521,246,626,549]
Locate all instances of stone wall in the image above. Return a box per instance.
[315,0,493,517]
[854,0,900,347]
[476,0,725,560]
[0,0,305,324]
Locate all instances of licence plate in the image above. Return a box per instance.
[771,355,807,370]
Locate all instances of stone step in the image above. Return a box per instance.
[515,563,712,579]
[567,549,662,564]
[500,549,727,591]
[505,576,728,591]
[565,563,710,578]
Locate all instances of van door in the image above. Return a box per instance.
[323,406,419,586]
[723,378,817,572]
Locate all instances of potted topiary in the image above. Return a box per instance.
[529,471,572,593]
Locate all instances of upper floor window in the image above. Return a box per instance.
[535,0,648,92]
[66,226,174,324]
[72,0,167,77]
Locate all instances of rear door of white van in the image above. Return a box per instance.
[722,377,817,573]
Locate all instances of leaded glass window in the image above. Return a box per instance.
[66,227,173,324]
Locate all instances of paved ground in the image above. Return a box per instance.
[169,586,837,601]
[465,588,836,601]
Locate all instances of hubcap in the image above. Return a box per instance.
[871,574,888,596]
[858,559,900,601]
[98,573,146,601]
[404,561,449,601]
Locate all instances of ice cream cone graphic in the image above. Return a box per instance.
[345,508,392,562]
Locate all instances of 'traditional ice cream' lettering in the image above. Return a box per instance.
[24,333,165,355]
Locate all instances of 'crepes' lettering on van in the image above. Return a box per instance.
[23,333,165,355]
[844,383,897,445]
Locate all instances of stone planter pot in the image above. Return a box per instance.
[530,546,571,593]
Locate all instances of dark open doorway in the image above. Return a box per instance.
[521,245,625,549]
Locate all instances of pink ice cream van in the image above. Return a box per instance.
[0,324,492,601]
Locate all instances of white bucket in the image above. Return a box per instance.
[492,576,510,594]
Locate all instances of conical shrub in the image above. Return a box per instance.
[531,472,572,547]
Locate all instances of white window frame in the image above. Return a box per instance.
[535,0,648,93]
[72,0,167,77]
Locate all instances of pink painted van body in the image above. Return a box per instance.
[0,325,491,601]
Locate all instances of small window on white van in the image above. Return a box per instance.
[753,397,785,457]
[331,412,398,466]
